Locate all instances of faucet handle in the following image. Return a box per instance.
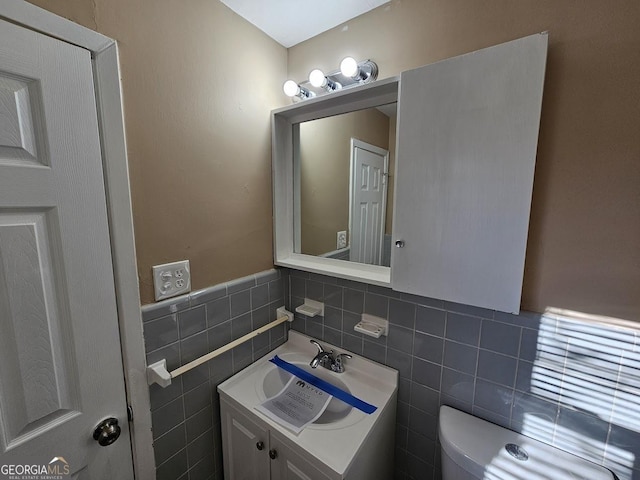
[333,353,352,373]
[310,339,333,354]
[310,339,324,353]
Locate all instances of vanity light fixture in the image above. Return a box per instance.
[283,80,315,99]
[308,69,342,92]
[340,57,378,83]
[283,57,378,101]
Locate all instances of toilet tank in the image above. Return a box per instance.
[439,406,615,480]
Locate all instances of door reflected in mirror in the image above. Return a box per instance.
[294,103,397,266]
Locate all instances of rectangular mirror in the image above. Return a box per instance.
[272,78,399,286]
[294,103,397,267]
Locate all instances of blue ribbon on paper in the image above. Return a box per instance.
[269,355,377,414]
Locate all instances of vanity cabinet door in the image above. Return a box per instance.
[221,400,270,480]
[269,430,333,480]
[391,33,548,313]
[221,398,335,480]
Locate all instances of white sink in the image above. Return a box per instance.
[218,330,398,477]
[261,360,353,424]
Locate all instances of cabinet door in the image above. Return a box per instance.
[391,33,547,313]
[221,401,270,480]
[269,431,333,480]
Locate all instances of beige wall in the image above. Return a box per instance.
[26,0,95,30]
[27,0,288,304]
[299,108,391,256]
[289,0,640,320]
[24,0,640,318]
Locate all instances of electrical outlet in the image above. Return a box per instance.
[152,260,191,301]
[337,231,347,249]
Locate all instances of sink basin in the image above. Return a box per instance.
[262,361,353,424]
[218,331,398,477]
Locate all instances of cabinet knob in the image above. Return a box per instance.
[256,441,264,451]
[269,449,278,460]
[395,240,405,248]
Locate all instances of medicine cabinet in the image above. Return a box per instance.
[272,33,548,313]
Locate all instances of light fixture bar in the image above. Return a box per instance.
[283,58,378,101]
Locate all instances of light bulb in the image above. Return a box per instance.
[283,80,300,97]
[340,57,359,78]
[308,69,327,88]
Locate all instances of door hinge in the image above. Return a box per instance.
[127,405,134,422]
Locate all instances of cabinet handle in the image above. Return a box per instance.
[269,449,278,460]
[395,240,405,248]
[256,441,264,451]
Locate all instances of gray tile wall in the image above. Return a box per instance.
[141,266,639,480]
[284,268,640,480]
[141,269,287,480]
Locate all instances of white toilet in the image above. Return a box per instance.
[439,406,615,479]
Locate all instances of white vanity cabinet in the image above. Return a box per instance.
[218,331,398,480]
[272,33,548,314]
[221,398,331,480]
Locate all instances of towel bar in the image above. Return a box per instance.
[147,306,294,387]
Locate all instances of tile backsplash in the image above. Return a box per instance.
[141,267,640,480]
[141,269,287,480]
[285,269,640,480]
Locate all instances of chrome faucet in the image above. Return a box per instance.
[309,340,351,373]
[310,340,334,369]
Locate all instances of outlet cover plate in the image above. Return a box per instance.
[152,260,191,301]
[337,230,347,249]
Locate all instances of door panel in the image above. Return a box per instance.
[0,19,133,477]
[0,211,80,446]
[0,73,46,165]
[392,33,547,313]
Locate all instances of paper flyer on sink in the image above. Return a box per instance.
[255,376,332,434]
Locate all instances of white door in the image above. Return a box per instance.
[391,33,547,313]
[0,19,134,478]
[349,139,389,265]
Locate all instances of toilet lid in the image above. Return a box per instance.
[439,406,614,480]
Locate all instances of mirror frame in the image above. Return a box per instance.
[272,76,399,286]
